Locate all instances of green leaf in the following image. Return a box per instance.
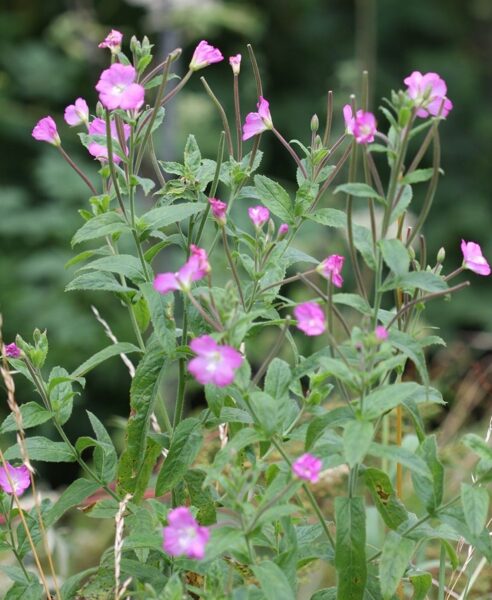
[5,437,75,463]
[133,437,163,505]
[78,255,146,283]
[252,561,295,600]
[353,224,376,270]
[72,212,129,246]
[306,407,354,450]
[343,420,374,467]
[117,337,167,496]
[363,383,443,420]
[264,358,291,401]
[86,411,118,484]
[140,202,206,233]
[369,443,430,477]
[333,293,372,316]
[139,282,176,354]
[0,402,50,434]
[184,469,216,525]
[401,168,434,185]
[184,134,202,174]
[306,208,346,228]
[390,184,412,224]
[364,468,408,530]
[46,478,100,527]
[72,342,142,378]
[155,418,203,496]
[409,571,432,600]
[439,505,492,562]
[379,239,410,276]
[380,271,448,293]
[389,330,429,385]
[249,391,282,436]
[462,433,492,462]
[5,581,44,599]
[461,483,489,536]
[48,366,75,425]
[59,568,99,600]
[254,175,294,223]
[335,496,367,600]
[335,182,385,203]
[411,435,444,513]
[379,532,415,599]
[65,271,134,293]
[311,589,337,600]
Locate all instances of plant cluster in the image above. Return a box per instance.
[1,29,491,599]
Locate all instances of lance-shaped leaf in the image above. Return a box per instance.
[335,496,367,600]
[411,435,444,513]
[117,336,167,496]
[461,483,489,536]
[379,532,415,599]
[364,468,408,530]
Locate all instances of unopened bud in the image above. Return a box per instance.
[278,223,289,239]
[437,247,446,264]
[130,35,140,54]
[408,246,416,260]
[169,48,182,63]
[310,114,319,133]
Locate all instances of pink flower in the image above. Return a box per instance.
[242,97,273,141]
[0,463,30,495]
[292,453,322,483]
[461,240,491,276]
[32,116,60,146]
[278,224,289,237]
[163,506,210,559]
[98,29,123,53]
[208,197,227,224]
[294,302,326,336]
[229,54,241,75]
[4,343,21,358]
[404,71,453,118]
[87,117,130,164]
[64,98,89,126]
[375,325,389,341]
[343,105,377,144]
[248,205,270,228]
[95,64,144,111]
[317,254,345,288]
[154,246,211,295]
[189,40,224,71]
[188,335,243,387]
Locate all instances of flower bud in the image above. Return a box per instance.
[278,223,289,239]
[437,247,446,264]
[310,114,319,133]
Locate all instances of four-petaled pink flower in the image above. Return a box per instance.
[64,98,89,127]
[154,245,211,295]
[189,40,224,71]
[163,506,210,559]
[229,54,241,75]
[461,240,491,276]
[87,117,130,164]
[404,71,453,118]
[343,105,377,145]
[317,254,345,288]
[95,64,144,111]
[188,335,243,387]
[32,116,60,146]
[98,29,123,53]
[375,325,389,341]
[4,343,21,358]
[208,197,227,224]
[0,462,30,496]
[242,97,273,141]
[248,205,270,229]
[294,302,326,336]
[292,453,322,483]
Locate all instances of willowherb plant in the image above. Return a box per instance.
[1,28,491,599]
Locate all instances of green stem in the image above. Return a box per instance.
[58,146,97,195]
[174,305,189,429]
[222,227,246,310]
[201,77,234,157]
[104,112,128,221]
[322,90,333,147]
[272,127,307,178]
[438,542,446,600]
[233,74,243,160]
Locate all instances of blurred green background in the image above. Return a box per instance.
[1,0,492,486]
